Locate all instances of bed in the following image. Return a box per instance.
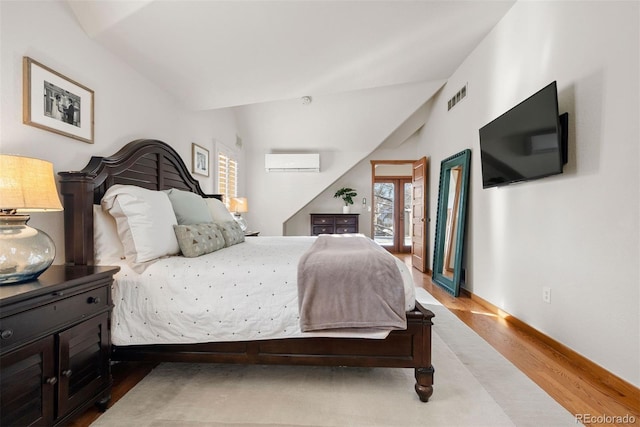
[58,138,435,402]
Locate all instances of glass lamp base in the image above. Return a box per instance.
[0,214,56,285]
[233,213,248,232]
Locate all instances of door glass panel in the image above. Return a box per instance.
[404,182,412,248]
[374,182,394,247]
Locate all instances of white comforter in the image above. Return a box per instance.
[111,236,415,346]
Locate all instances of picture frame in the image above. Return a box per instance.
[23,56,94,144]
[192,143,210,176]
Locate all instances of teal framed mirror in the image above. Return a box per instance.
[432,149,471,296]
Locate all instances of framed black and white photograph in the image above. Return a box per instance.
[192,143,210,176]
[23,56,94,144]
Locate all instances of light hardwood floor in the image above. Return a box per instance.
[72,258,639,427]
[410,256,639,427]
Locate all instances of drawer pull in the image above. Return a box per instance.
[53,291,65,297]
[0,329,13,340]
[62,370,73,377]
[87,296,102,304]
[45,377,57,385]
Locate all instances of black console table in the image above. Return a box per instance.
[310,213,359,235]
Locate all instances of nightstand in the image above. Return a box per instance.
[0,265,120,427]
[244,231,260,237]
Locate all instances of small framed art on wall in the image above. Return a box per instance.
[192,143,210,176]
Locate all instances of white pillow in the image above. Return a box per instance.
[93,205,125,264]
[206,197,235,222]
[164,188,213,225]
[101,184,180,264]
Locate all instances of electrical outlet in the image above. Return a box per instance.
[542,287,551,304]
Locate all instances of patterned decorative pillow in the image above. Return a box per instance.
[173,223,226,257]
[218,220,246,247]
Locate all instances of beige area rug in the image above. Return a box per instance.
[91,289,577,427]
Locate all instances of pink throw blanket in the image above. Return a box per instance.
[297,234,406,332]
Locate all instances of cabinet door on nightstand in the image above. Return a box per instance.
[0,336,55,427]
[57,313,110,418]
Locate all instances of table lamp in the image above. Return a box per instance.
[0,155,63,284]
[229,197,248,231]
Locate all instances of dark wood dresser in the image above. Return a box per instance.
[0,265,120,427]
[310,213,360,235]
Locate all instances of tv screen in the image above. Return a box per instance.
[479,81,566,189]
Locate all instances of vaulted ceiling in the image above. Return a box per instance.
[67,1,515,110]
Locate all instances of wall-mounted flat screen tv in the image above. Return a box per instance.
[479,81,568,189]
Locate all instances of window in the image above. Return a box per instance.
[373,178,412,253]
[217,149,237,206]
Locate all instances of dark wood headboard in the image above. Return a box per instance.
[58,139,221,266]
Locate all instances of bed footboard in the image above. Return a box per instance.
[112,302,435,401]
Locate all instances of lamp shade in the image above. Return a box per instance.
[0,155,63,212]
[230,197,248,213]
[0,155,62,284]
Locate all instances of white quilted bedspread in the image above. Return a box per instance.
[110,236,415,346]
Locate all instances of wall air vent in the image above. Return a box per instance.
[447,84,467,111]
[265,153,320,172]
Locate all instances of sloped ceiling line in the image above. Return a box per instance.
[66,0,515,109]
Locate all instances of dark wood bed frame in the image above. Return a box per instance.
[58,139,435,402]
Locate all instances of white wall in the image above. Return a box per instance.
[419,1,639,386]
[0,1,241,265]
[234,81,442,236]
[285,131,421,236]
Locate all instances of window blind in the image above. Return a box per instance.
[217,151,237,206]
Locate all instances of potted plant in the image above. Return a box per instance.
[334,187,357,213]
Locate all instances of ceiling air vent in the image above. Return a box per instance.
[447,84,467,111]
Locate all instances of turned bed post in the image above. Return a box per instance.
[59,171,96,266]
[414,303,435,402]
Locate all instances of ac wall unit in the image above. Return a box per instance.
[265,153,320,172]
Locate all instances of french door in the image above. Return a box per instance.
[373,178,412,253]
[411,157,428,272]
